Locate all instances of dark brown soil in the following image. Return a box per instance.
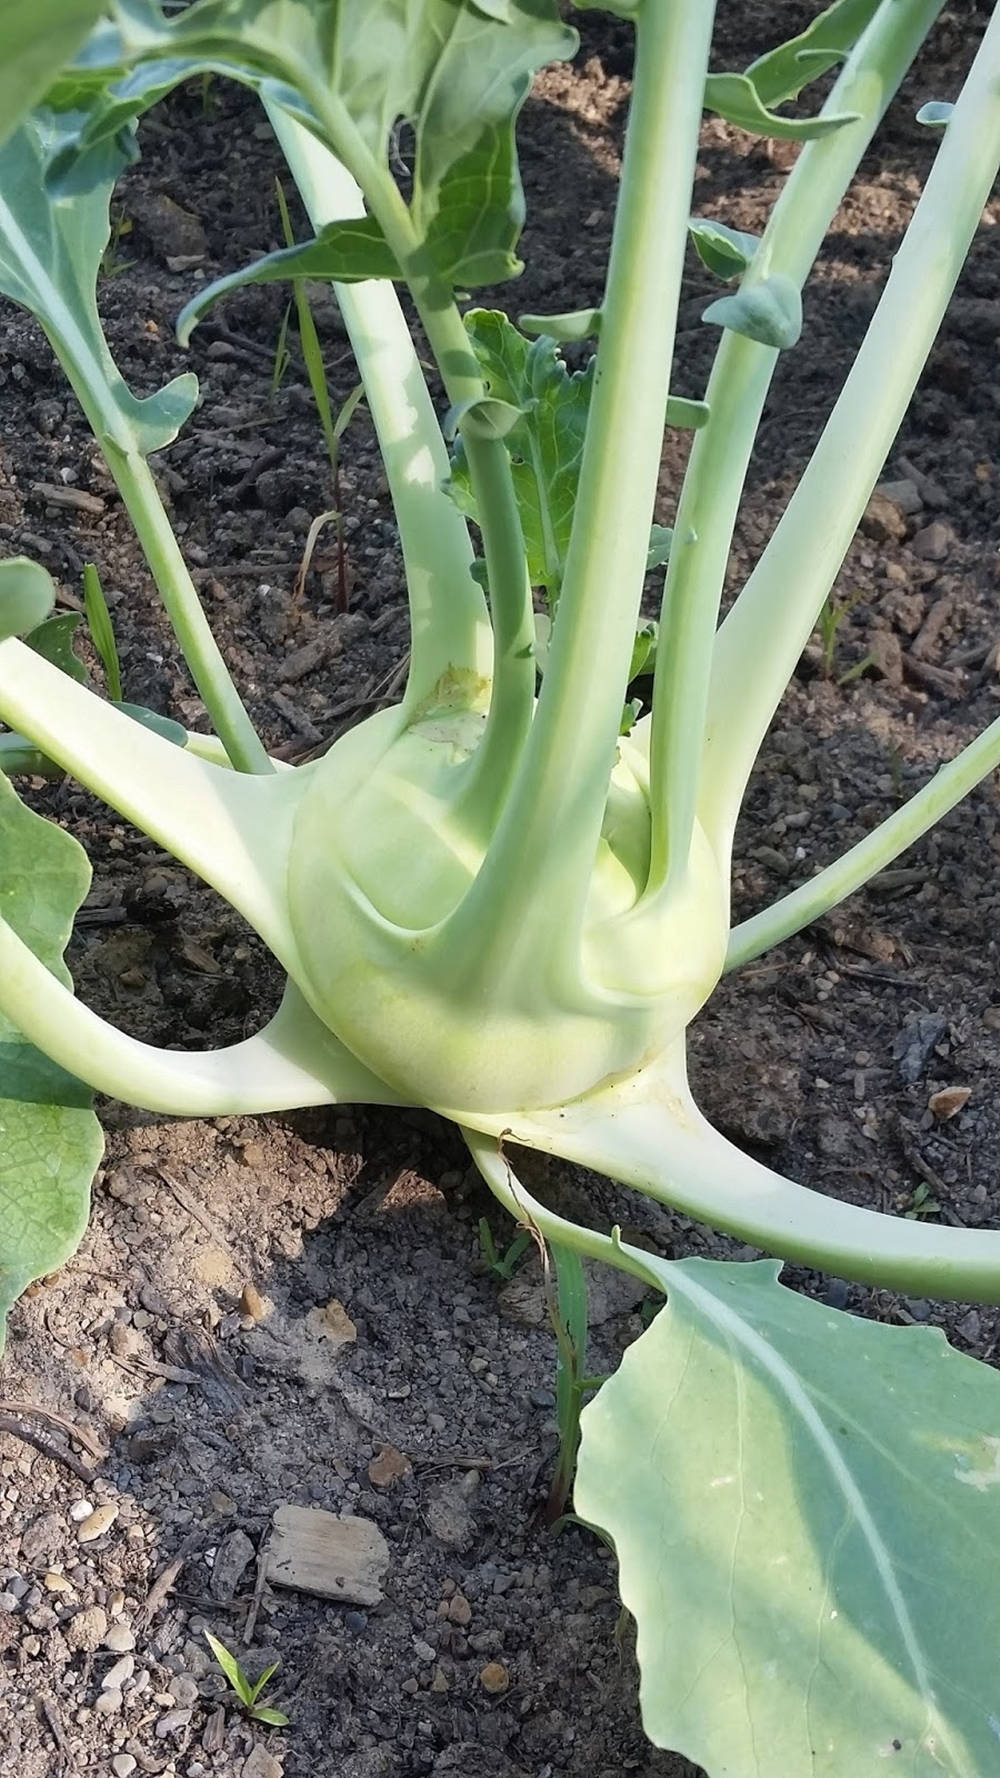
[2,8,1000,1778]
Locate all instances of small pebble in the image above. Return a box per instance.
[69,1500,94,1523]
[95,1688,123,1717]
[104,1621,136,1653]
[0,1592,18,1614]
[66,1605,108,1653]
[112,1757,137,1778]
[77,1502,119,1544]
[102,1653,135,1690]
[43,1571,73,1594]
[168,1673,200,1707]
[156,1706,193,1737]
[479,1661,510,1695]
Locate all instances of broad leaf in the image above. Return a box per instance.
[26,613,89,684]
[0,2,106,150]
[703,274,803,350]
[689,217,759,282]
[64,0,577,287]
[177,220,400,344]
[450,309,593,599]
[0,775,102,1350]
[576,1256,1000,1778]
[0,110,198,458]
[703,73,858,142]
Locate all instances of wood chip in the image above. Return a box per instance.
[31,481,105,515]
[265,1506,389,1604]
[928,1086,972,1120]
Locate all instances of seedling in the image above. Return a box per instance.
[2,5,1000,1773]
[204,1632,290,1728]
[477,1216,532,1282]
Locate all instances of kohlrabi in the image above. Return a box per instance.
[3,3,1000,1774]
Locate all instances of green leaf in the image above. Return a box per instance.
[450,309,593,599]
[0,109,198,458]
[645,530,672,573]
[0,775,102,1350]
[0,2,106,151]
[252,1706,291,1728]
[520,307,602,342]
[0,557,55,641]
[745,0,881,108]
[82,563,123,702]
[703,72,859,141]
[916,101,954,128]
[204,1632,253,1705]
[249,1660,281,1702]
[72,0,577,288]
[664,396,709,431]
[176,221,400,346]
[25,612,88,684]
[576,1255,1000,1777]
[628,619,658,679]
[113,702,189,749]
[444,394,525,442]
[703,275,803,350]
[689,217,759,281]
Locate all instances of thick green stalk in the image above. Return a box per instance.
[726,707,1000,970]
[266,107,494,712]
[441,0,716,976]
[294,87,535,804]
[644,0,944,897]
[703,4,1000,856]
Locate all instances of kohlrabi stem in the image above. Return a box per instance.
[90,441,272,774]
[643,0,944,898]
[442,0,716,973]
[265,106,494,713]
[703,4,1000,857]
[726,706,1000,970]
[295,87,535,801]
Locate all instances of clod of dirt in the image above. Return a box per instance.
[265,1506,389,1604]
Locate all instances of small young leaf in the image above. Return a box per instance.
[248,1661,281,1703]
[25,613,88,685]
[646,529,673,572]
[0,557,54,641]
[252,1706,291,1728]
[204,1632,253,1706]
[746,0,881,108]
[520,308,602,342]
[702,275,803,350]
[916,100,954,128]
[664,397,709,432]
[82,563,123,702]
[688,218,759,282]
[628,620,659,680]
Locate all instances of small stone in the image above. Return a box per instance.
[424,1475,479,1552]
[0,1592,18,1614]
[866,629,903,686]
[156,1706,193,1737]
[430,1667,450,1694]
[21,1512,63,1563]
[211,1529,256,1603]
[876,476,922,515]
[928,1085,971,1121]
[103,1653,135,1690]
[95,1688,123,1716]
[69,1499,95,1523]
[211,1492,237,1517]
[861,491,908,543]
[911,519,954,562]
[479,1661,510,1695]
[413,1639,436,1663]
[240,1281,270,1322]
[42,1571,73,1594]
[77,1503,119,1544]
[367,1444,411,1490]
[104,1620,136,1653]
[446,1591,472,1627]
[241,1746,284,1778]
[112,1757,137,1778]
[65,1605,108,1653]
[529,1387,555,1410]
[168,1673,199,1707]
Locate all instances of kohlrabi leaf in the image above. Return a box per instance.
[0,2,106,151]
[665,396,710,431]
[689,217,760,281]
[576,1255,1000,1778]
[704,0,880,141]
[450,309,593,598]
[114,701,189,748]
[703,275,803,350]
[745,0,881,108]
[0,557,55,641]
[916,101,954,128]
[70,0,576,288]
[176,221,400,344]
[703,72,859,141]
[0,774,102,1351]
[520,307,602,342]
[0,110,198,458]
[26,613,89,685]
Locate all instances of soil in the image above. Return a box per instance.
[2,6,1000,1778]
